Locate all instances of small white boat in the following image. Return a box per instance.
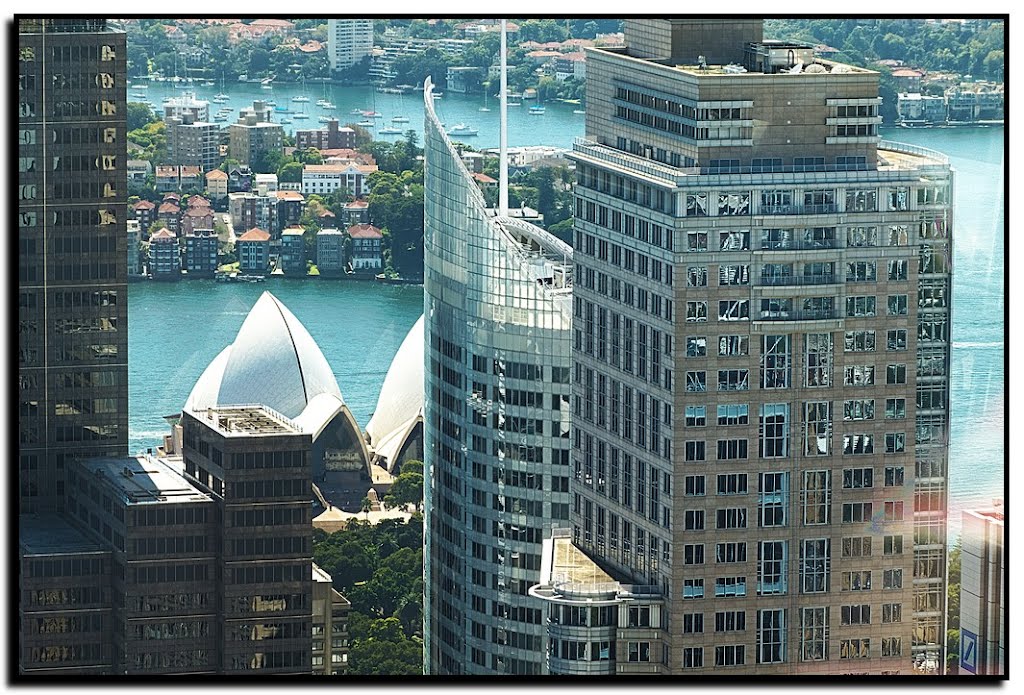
[529,105,546,115]
[293,112,310,120]
[357,119,375,127]
[479,107,491,112]
[280,117,292,124]
[292,95,310,103]
[213,94,229,103]
[320,101,337,110]
[447,123,478,136]
[379,125,402,134]
[392,115,410,123]
[573,109,586,115]
[318,115,333,123]
[350,108,364,115]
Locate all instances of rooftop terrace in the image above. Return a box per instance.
[196,404,303,437]
[78,454,212,506]
[19,514,106,556]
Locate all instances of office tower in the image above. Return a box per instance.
[422,76,574,675]
[18,18,128,515]
[536,19,952,675]
[959,507,1004,676]
[327,19,374,72]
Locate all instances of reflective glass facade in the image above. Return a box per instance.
[422,78,574,674]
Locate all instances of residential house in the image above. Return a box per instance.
[157,199,181,233]
[460,150,485,174]
[179,166,203,193]
[205,169,229,201]
[316,228,346,275]
[155,165,181,193]
[227,166,253,193]
[254,173,279,195]
[446,66,483,93]
[302,162,376,198]
[132,199,157,234]
[237,227,271,274]
[276,190,305,230]
[346,224,383,272]
[181,204,215,236]
[184,229,219,277]
[279,227,307,274]
[892,67,925,93]
[127,159,152,186]
[342,199,370,226]
[149,228,181,280]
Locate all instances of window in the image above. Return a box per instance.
[845,189,877,212]
[844,366,874,386]
[683,578,704,598]
[682,647,704,668]
[687,266,708,286]
[846,296,876,317]
[715,645,745,666]
[685,475,706,496]
[717,404,748,426]
[717,439,748,460]
[718,369,749,391]
[715,576,747,597]
[719,335,749,356]
[844,330,875,352]
[885,399,906,419]
[884,467,905,487]
[684,544,705,565]
[844,399,874,420]
[757,542,787,596]
[883,569,903,589]
[761,335,790,388]
[683,613,704,634]
[842,502,873,523]
[885,433,905,454]
[842,536,872,558]
[757,609,786,664]
[841,604,871,625]
[716,508,747,529]
[887,329,907,351]
[805,334,832,387]
[801,471,830,525]
[687,194,708,217]
[887,294,909,316]
[684,510,705,531]
[840,639,871,659]
[685,441,706,462]
[800,607,829,661]
[685,406,706,427]
[760,472,788,527]
[686,302,708,322]
[627,641,651,662]
[842,468,873,489]
[716,543,747,563]
[719,230,750,250]
[884,500,904,521]
[804,401,832,456]
[888,259,908,281]
[717,474,748,495]
[886,364,907,385]
[686,371,706,393]
[884,535,904,555]
[842,571,871,591]
[759,404,789,457]
[846,261,876,282]
[881,637,902,657]
[718,300,749,321]
[882,603,902,624]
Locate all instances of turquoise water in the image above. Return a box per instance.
[131,79,585,149]
[127,123,1004,540]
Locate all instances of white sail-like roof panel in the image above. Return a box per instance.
[366,315,424,453]
[183,292,343,419]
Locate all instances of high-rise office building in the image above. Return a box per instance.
[327,19,374,72]
[422,77,575,674]
[18,17,128,515]
[533,19,951,675]
[959,507,1004,676]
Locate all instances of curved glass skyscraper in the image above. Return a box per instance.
[422,78,574,675]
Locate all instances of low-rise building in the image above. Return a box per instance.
[316,228,346,275]
[960,507,1005,675]
[227,166,253,193]
[127,159,152,186]
[181,205,215,236]
[184,229,219,277]
[205,169,228,201]
[459,150,485,174]
[347,224,383,272]
[132,200,157,234]
[157,200,181,233]
[254,173,279,196]
[155,166,181,194]
[302,163,375,198]
[237,228,271,273]
[179,166,203,193]
[279,227,307,274]
[897,92,947,125]
[446,66,483,93]
[295,120,355,150]
[276,191,305,230]
[149,228,181,280]
[312,564,351,675]
[341,199,370,225]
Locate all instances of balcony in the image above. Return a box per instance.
[757,274,840,287]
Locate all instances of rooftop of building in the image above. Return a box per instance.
[313,562,332,584]
[344,199,369,208]
[193,404,304,437]
[75,454,213,506]
[151,228,177,240]
[348,224,383,239]
[276,190,305,201]
[281,227,305,237]
[206,169,228,179]
[238,228,271,242]
[19,513,106,557]
[317,227,344,236]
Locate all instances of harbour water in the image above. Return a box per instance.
[127,117,1004,542]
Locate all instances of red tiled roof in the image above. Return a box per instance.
[238,228,271,242]
[180,166,202,177]
[134,200,156,210]
[347,224,383,239]
[206,169,228,179]
[892,68,924,78]
[158,202,180,214]
[250,19,294,28]
[187,195,210,207]
[472,172,497,184]
[184,206,213,217]
[318,210,336,218]
[276,190,305,200]
[344,199,369,208]
[162,192,181,200]
[151,228,176,239]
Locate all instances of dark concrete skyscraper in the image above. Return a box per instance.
[18,18,128,515]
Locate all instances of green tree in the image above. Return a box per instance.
[945,540,962,674]
[277,161,304,183]
[399,459,422,476]
[383,472,423,511]
[127,101,157,131]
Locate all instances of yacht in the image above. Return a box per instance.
[362,110,383,118]
[292,94,310,103]
[479,106,491,112]
[529,105,546,115]
[320,101,337,110]
[379,124,402,134]
[292,112,310,120]
[280,117,293,124]
[130,91,148,99]
[357,119,375,127]
[391,115,410,123]
[447,123,479,136]
[573,109,586,115]
[318,115,333,123]
[213,94,229,103]
[350,107,364,115]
